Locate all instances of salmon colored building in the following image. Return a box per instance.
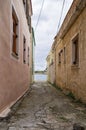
[47,0,86,103]
[0,0,33,116]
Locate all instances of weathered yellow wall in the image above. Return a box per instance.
[0,0,32,112]
[46,50,55,84]
[55,7,86,102]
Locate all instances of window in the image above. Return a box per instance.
[23,0,31,32]
[28,16,31,33]
[58,50,63,64]
[58,52,61,64]
[23,36,26,63]
[72,34,79,65]
[28,47,29,65]
[23,0,27,13]
[23,0,29,16]
[51,59,53,65]
[64,47,66,64]
[12,7,19,58]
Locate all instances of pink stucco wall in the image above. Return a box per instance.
[0,0,31,112]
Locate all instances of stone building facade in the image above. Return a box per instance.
[0,0,33,115]
[46,43,55,84]
[47,0,86,103]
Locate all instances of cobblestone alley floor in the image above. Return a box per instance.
[0,82,86,130]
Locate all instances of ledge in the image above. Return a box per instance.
[71,64,80,69]
[11,52,19,59]
[0,108,11,118]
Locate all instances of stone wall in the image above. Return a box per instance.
[55,4,86,102]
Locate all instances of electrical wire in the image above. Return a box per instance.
[35,0,45,32]
[57,0,65,32]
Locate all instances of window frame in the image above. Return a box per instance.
[23,0,27,14]
[22,0,31,32]
[27,47,29,65]
[71,33,79,66]
[64,47,66,64]
[23,35,26,64]
[11,5,19,59]
[58,51,61,64]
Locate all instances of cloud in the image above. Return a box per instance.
[32,0,73,70]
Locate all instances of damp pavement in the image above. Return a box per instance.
[0,82,86,130]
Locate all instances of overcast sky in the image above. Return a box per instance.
[32,0,73,71]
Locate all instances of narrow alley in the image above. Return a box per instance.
[0,82,86,130]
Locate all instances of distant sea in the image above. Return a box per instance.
[34,74,47,81]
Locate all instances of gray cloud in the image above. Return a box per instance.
[32,0,73,70]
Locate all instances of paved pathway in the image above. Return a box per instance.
[0,82,86,130]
